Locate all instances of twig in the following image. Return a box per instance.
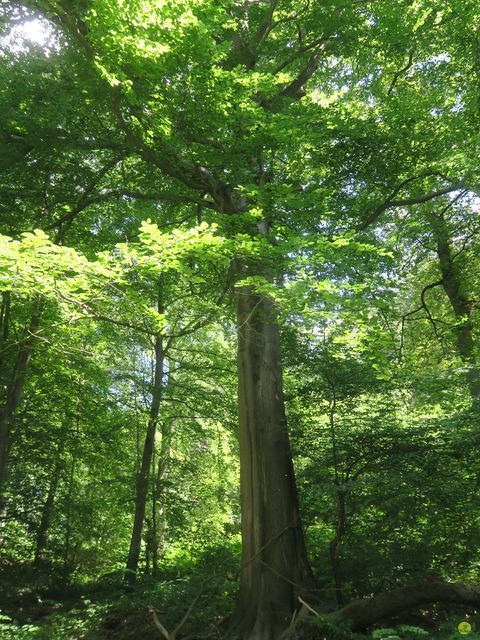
[387,46,416,95]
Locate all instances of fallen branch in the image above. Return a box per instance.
[328,581,480,631]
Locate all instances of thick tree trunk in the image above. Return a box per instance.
[329,581,480,631]
[431,211,480,400]
[228,285,314,639]
[124,332,164,588]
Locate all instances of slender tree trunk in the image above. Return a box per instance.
[326,384,346,605]
[0,304,43,516]
[152,419,172,573]
[124,330,164,588]
[0,291,11,373]
[34,444,64,567]
[149,448,156,576]
[63,449,77,574]
[64,389,81,575]
[228,284,314,640]
[330,489,346,606]
[430,211,480,400]
[145,445,156,575]
[145,516,153,575]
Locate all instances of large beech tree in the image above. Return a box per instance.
[3,0,480,638]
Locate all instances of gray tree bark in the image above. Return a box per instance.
[228,282,314,639]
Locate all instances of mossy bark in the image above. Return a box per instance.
[431,210,480,400]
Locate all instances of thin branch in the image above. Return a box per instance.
[252,0,278,49]
[42,157,122,231]
[399,280,444,360]
[451,229,478,261]
[420,280,444,338]
[182,132,226,152]
[235,520,297,578]
[438,188,468,218]
[47,189,216,226]
[387,46,416,95]
[357,184,465,232]
[54,289,155,336]
[173,590,204,637]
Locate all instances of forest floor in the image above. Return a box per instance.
[0,560,477,640]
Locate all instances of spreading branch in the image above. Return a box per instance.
[358,183,464,231]
[21,0,238,214]
[42,157,122,232]
[280,41,329,100]
[252,0,278,50]
[46,189,216,232]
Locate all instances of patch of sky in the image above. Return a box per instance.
[1,17,58,56]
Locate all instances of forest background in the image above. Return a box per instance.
[0,1,480,639]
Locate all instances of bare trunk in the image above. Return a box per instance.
[145,515,153,575]
[228,285,314,639]
[124,332,164,588]
[431,211,480,400]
